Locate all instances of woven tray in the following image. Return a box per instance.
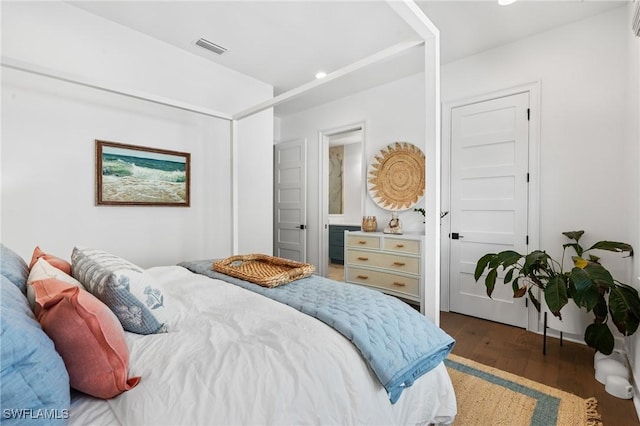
[212,254,315,288]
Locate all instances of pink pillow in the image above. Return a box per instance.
[33,279,141,399]
[29,246,72,275]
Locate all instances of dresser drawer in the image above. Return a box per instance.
[346,267,419,298]
[346,234,381,249]
[345,249,419,275]
[383,237,421,255]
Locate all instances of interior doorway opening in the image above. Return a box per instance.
[318,122,366,279]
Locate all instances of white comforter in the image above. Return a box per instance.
[70,266,456,425]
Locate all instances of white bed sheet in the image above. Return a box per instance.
[70,266,456,425]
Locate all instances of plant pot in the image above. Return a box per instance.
[542,300,591,335]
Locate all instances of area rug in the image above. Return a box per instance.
[445,354,602,425]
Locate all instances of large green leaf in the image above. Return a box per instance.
[544,275,568,315]
[504,268,515,285]
[474,253,495,281]
[492,250,523,269]
[593,296,608,324]
[584,323,614,355]
[571,282,600,312]
[587,241,634,257]
[572,261,614,288]
[609,285,640,335]
[569,261,611,313]
[523,251,551,275]
[562,230,584,242]
[614,284,640,316]
[567,277,578,299]
[485,269,498,298]
[588,254,601,263]
[569,266,592,293]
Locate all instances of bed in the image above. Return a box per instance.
[1,244,457,425]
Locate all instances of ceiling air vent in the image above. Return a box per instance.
[195,38,227,55]
[634,3,640,37]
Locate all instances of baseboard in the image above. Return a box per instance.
[532,325,626,352]
[531,327,586,346]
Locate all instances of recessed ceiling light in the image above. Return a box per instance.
[315,71,327,79]
[498,0,518,5]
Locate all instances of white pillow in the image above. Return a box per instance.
[26,257,85,309]
[71,246,170,335]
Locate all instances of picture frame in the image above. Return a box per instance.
[96,140,190,207]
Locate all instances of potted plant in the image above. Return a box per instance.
[413,208,449,224]
[474,230,639,355]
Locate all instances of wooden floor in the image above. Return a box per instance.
[328,263,344,281]
[327,264,637,423]
[440,311,638,425]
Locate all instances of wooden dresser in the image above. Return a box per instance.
[344,231,424,312]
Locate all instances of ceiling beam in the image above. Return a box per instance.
[232,39,424,121]
[1,56,233,121]
[386,1,439,40]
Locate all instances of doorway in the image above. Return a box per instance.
[442,84,540,330]
[318,122,366,278]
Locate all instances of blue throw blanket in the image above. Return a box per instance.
[178,260,455,404]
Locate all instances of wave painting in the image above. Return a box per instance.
[100,143,189,205]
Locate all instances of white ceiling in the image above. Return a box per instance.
[69,0,627,117]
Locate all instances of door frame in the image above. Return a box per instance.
[441,82,541,332]
[318,121,367,278]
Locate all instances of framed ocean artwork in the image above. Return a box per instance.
[96,140,190,207]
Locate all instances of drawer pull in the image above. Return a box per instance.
[357,275,369,280]
[393,261,406,266]
[392,282,406,287]
[395,244,405,248]
[357,256,369,261]
[358,240,367,245]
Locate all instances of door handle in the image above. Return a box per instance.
[450,232,464,240]
[297,224,306,230]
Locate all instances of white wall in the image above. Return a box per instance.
[441,4,635,320]
[1,1,273,266]
[236,110,274,254]
[278,73,427,269]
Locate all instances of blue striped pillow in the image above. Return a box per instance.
[71,247,170,335]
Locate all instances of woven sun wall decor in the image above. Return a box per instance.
[367,142,425,211]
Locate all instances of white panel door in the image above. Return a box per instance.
[449,92,529,328]
[273,139,307,262]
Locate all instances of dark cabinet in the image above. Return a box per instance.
[329,225,361,264]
